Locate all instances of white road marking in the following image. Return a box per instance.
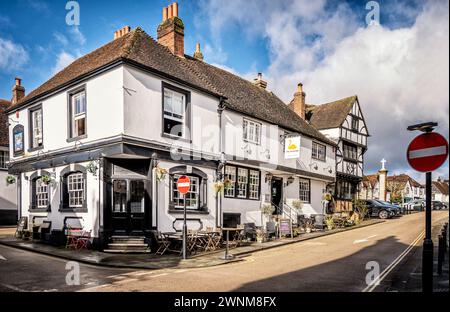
[0,254,6,261]
[362,230,425,292]
[353,235,377,244]
[409,146,447,159]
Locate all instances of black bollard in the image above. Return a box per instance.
[437,235,444,275]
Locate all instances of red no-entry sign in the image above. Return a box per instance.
[176,175,191,195]
[407,132,449,172]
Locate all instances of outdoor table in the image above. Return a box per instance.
[162,232,183,254]
[220,227,238,260]
[198,231,219,251]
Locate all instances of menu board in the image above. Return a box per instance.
[279,219,291,236]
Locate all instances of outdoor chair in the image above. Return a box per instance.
[266,221,277,239]
[155,231,171,255]
[211,231,223,250]
[244,223,257,241]
[15,217,28,239]
[65,226,90,250]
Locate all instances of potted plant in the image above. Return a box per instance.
[213,181,225,194]
[6,175,16,185]
[325,215,335,231]
[155,166,168,182]
[292,200,303,213]
[256,229,266,243]
[261,203,275,216]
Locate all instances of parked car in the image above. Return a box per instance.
[403,199,424,211]
[375,200,402,216]
[432,201,447,210]
[362,200,397,219]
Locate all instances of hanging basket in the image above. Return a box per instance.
[213,181,225,194]
[86,161,99,176]
[41,175,53,185]
[6,175,16,185]
[155,167,168,182]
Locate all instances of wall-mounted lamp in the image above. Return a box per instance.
[242,144,252,155]
[324,165,333,174]
[309,162,319,171]
[286,176,295,186]
[260,149,270,160]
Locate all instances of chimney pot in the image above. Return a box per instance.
[173,2,179,17]
[12,77,25,105]
[193,42,204,61]
[114,26,131,40]
[163,7,168,21]
[290,82,306,119]
[157,2,185,57]
[253,73,267,89]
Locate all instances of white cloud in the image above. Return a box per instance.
[199,0,449,180]
[69,26,86,45]
[53,32,69,46]
[51,51,76,74]
[0,37,29,72]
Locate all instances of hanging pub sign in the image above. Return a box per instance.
[13,124,25,156]
[284,135,301,159]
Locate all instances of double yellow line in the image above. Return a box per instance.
[362,230,425,292]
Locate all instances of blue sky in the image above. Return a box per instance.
[1,0,448,181]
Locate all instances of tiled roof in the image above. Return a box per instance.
[362,174,378,188]
[433,181,449,195]
[305,96,357,130]
[0,99,11,147]
[5,28,335,146]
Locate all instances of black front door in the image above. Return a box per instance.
[112,179,146,235]
[271,178,283,214]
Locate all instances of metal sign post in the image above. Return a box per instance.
[176,175,191,260]
[406,122,449,293]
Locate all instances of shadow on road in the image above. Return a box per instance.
[233,236,418,292]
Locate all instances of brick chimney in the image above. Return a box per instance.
[291,83,306,119]
[12,77,25,105]
[193,43,204,61]
[114,26,131,40]
[157,2,185,57]
[253,73,267,89]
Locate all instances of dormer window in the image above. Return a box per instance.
[68,87,87,141]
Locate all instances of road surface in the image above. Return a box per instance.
[0,211,447,292]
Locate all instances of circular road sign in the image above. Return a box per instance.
[407,132,449,172]
[176,175,191,195]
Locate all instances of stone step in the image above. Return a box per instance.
[111,236,145,240]
[103,249,151,254]
[108,243,148,250]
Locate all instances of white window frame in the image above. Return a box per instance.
[30,108,43,148]
[237,168,249,198]
[67,173,85,208]
[0,151,9,169]
[36,178,49,208]
[224,166,236,197]
[71,91,87,138]
[163,88,186,138]
[243,118,261,145]
[312,142,326,162]
[172,175,200,210]
[249,170,260,200]
[299,178,310,203]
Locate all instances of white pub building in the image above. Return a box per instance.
[5,3,344,251]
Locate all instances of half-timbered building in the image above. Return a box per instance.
[303,96,369,211]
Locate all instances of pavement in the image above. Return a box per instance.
[0,218,384,270]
